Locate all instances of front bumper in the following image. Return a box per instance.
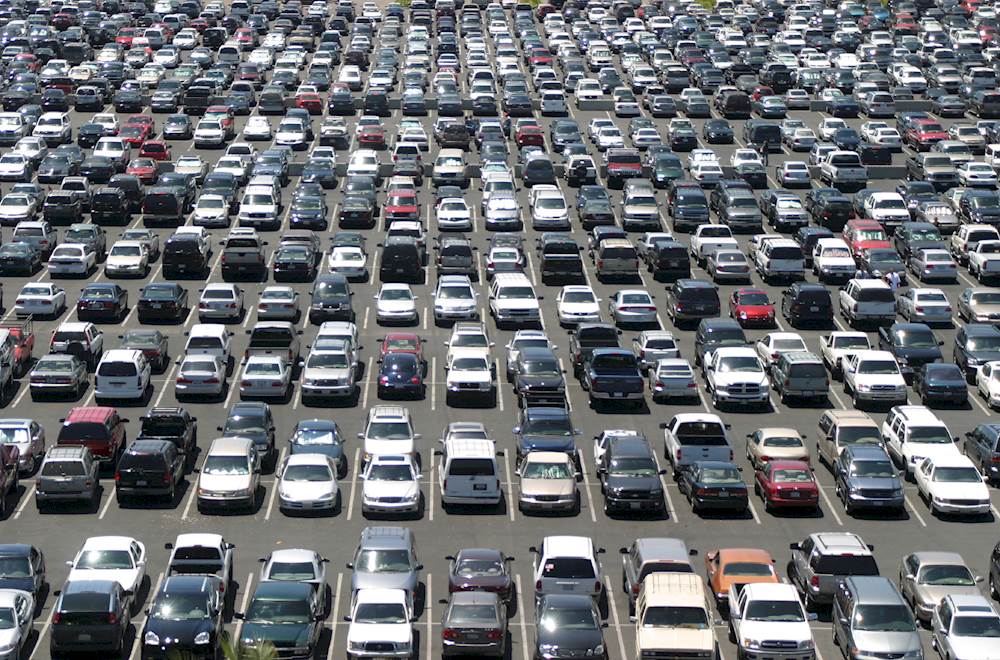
[519,494,576,511]
[931,497,991,515]
[362,496,420,513]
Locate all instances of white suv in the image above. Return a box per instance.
[881,405,962,475]
[94,349,151,403]
[433,275,478,323]
[531,536,604,604]
[360,406,420,465]
[489,273,541,327]
[842,350,908,408]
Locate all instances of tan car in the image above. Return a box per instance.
[517,451,578,514]
[746,427,810,468]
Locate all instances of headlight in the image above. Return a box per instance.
[317,492,335,500]
[144,631,160,645]
[743,638,762,650]
[194,631,211,645]
[588,644,605,656]
[798,639,814,650]
[858,383,871,391]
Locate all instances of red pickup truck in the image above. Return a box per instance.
[0,318,33,378]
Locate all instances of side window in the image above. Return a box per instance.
[939,601,953,630]
[905,555,919,576]
[130,542,141,562]
[819,415,831,436]
[800,536,815,556]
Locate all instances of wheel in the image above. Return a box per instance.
[990,573,998,599]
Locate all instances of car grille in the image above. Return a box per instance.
[534,495,561,502]
[947,499,988,506]
[871,384,897,391]
[375,496,405,504]
[870,654,905,659]
[641,652,712,659]
[761,641,798,650]
[456,383,482,390]
[365,642,396,653]
[729,384,759,394]
[616,490,650,499]
[860,489,896,499]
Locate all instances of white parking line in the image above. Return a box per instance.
[430,356,438,411]
[747,498,762,525]
[29,601,55,659]
[603,576,629,659]
[904,493,928,527]
[503,451,516,522]
[181,476,198,520]
[326,573,344,660]
[514,574,530,660]
[10,382,31,409]
[577,453,598,523]
[427,459,435,522]
[12,483,34,519]
[127,571,166,660]
[425,573,433,654]
[422,307,428,330]
[235,572,255,640]
[495,359,505,411]
[224,363,244,408]
[152,362,178,408]
[360,356,374,409]
[263,447,286,520]
[659,473,678,523]
[346,447,361,521]
[97,484,115,520]
[817,486,844,527]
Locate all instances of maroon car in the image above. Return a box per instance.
[446,548,513,602]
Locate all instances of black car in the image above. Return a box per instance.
[502,93,533,116]
[513,347,565,408]
[781,282,833,327]
[534,595,606,659]
[272,244,318,282]
[377,352,424,399]
[858,248,906,282]
[41,88,69,111]
[0,242,41,275]
[955,323,1000,381]
[113,88,143,112]
[289,196,328,231]
[238,582,323,657]
[338,195,375,229]
[219,401,275,463]
[115,439,186,504]
[142,575,224,659]
[692,318,748,367]
[37,155,76,183]
[51,579,131,656]
[677,460,749,513]
[876,322,943,381]
[702,118,734,144]
[137,406,197,459]
[0,543,45,599]
[163,235,209,279]
[301,161,337,189]
[77,123,105,149]
[598,434,665,515]
[912,363,968,407]
[667,280,722,328]
[795,226,835,267]
[137,282,188,323]
[76,283,128,322]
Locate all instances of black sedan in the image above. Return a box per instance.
[141,575,225,660]
[913,363,968,407]
[0,242,41,275]
[377,352,424,399]
[534,595,607,660]
[137,282,188,323]
[36,155,76,183]
[78,155,115,183]
[677,461,749,513]
[702,119,734,144]
[77,283,128,322]
[273,244,318,282]
[77,123,104,149]
[502,93,533,117]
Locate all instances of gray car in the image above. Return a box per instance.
[34,445,100,508]
[833,445,905,514]
[898,551,983,623]
[833,576,923,660]
[440,591,507,657]
[348,526,422,615]
[534,594,607,660]
[788,532,879,608]
[28,354,87,400]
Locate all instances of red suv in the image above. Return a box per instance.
[57,407,128,464]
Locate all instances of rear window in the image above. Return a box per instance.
[788,363,826,378]
[638,561,693,579]
[855,288,894,303]
[173,547,222,561]
[144,194,180,214]
[678,288,717,302]
[542,557,595,579]
[602,247,637,259]
[41,461,85,476]
[769,246,803,260]
[446,457,496,476]
[58,422,109,442]
[812,554,879,576]
[59,592,110,615]
[98,361,137,377]
[187,337,222,350]
[166,240,199,255]
[120,452,166,470]
[250,329,294,347]
[797,290,831,304]
[675,422,728,446]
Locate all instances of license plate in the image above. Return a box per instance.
[810,306,819,311]
[720,490,728,497]
[78,634,91,641]
[151,303,162,309]
[790,491,801,498]
[110,381,125,385]
[473,483,487,491]
[137,480,147,486]
[561,583,574,591]
[630,502,641,510]
[873,501,886,506]
[613,392,625,397]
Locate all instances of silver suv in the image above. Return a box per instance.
[35,446,99,509]
[347,526,422,614]
[788,532,879,609]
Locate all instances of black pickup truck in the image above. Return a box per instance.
[537,233,584,283]
[569,322,621,379]
[138,407,197,459]
[580,348,645,409]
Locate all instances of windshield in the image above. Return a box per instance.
[0,608,15,630]
[355,549,411,573]
[354,602,407,624]
[745,600,804,622]
[909,427,953,444]
[76,550,133,570]
[700,466,743,484]
[918,564,975,586]
[608,457,657,477]
[307,353,348,368]
[522,460,572,479]
[717,356,761,373]
[367,421,412,440]
[246,598,311,624]
[283,465,332,482]
[455,559,503,577]
[202,455,249,475]
[368,463,414,481]
[852,460,895,477]
[151,593,212,620]
[857,360,899,375]
[642,606,709,629]
[853,604,914,632]
[267,561,317,581]
[0,556,30,578]
[540,606,598,631]
[969,337,1000,351]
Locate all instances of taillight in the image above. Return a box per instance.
[114,471,121,482]
[810,575,819,587]
[443,628,458,640]
[108,612,117,624]
[535,579,542,591]
[163,473,171,483]
[205,377,219,384]
[411,377,420,384]
[676,449,682,461]
[52,612,61,624]
[486,629,503,641]
[594,581,601,592]
[443,479,448,490]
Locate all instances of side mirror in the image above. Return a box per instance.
[529,546,538,553]
[789,542,800,551]
[808,612,819,621]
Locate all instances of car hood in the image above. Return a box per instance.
[280,480,336,501]
[379,301,416,312]
[448,369,491,383]
[538,626,604,651]
[199,473,253,492]
[928,479,989,499]
[364,438,414,456]
[146,616,215,645]
[67,567,139,592]
[739,619,812,644]
[914,583,980,607]
[365,479,419,501]
[969,349,1000,362]
[851,630,921,655]
[713,372,768,387]
[242,621,314,646]
[0,576,33,592]
[107,255,142,266]
[305,366,351,380]
[896,347,942,361]
[346,621,412,646]
[950,635,1000,659]
[521,477,575,497]
[518,434,575,453]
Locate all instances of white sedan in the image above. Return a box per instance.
[436,198,473,231]
[977,361,1000,408]
[957,162,999,188]
[257,286,300,320]
[66,535,147,599]
[242,116,272,141]
[755,332,808,368]
[48,243,96,277]
[361,454,422,515]
[239,355,292,400]
[14,282,65,317]
[198,284,244,322]
[328,246,368,281]
[556,285,601,325]
[608,289,658,326]
[374,284,418,325]
[277,454,340,513]
[104,240,149,278]
[914,455,991,516]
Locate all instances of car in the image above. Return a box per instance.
[677,460,749,513]
[238,582,323,657]
[440,591,507,658]
[899,552,983,623]
[556,285,601,325]
[276,453,340,515]
[728,287,775,327]
[896,287,953,324]
[361,454,422,516]
[932,594,1000,659]
[76,283,128,322]
[256,286,300,321]
[118,328,169,372]
[0,544,45,600]
[29,354,87,400]
[704,548,780,608]
[239,355,292,400]
[345,588,414,660]
[533,595,606,660]
[141,575,225,659]
[375,284,418,325]
[445,548,514,602]
[914,455,992,517]
[197,284,244,322]
[66,536,146,601]
[517,451,579,514]
[608,289,658,326]
[50,579,131,656]
[137,282,188,323]
[745,428,810,468]
[258,547,330,622]
[13,282,65,317]
[753,459,819,512]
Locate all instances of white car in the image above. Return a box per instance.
[818,117,848,141]
[274,119,309,150]
[957,161,999,187]
[976,361,1000,408]
[755,332,808,368]
[347,149,379,179]
[608,289,657,326]
[242,116,272,141]
[433,276,478,322]
[818,331,872,377]
[104,240,148,278]
[47,243,96,276]
[729,584,815,660]
[277,453,340,513]
[706,346,770,408]
[174,155,208,182]
[14,282,65,317]
[842,350,908,408]
[67,535,147,598]
[198,284,244,321]
[594,126,625,151]
[445,348,495,405]
[932,595,1000,660]
[914,455,991,516]
[193,119,226,147]
[239,355,292,400]
[327,246,368,281]
[174,355,226,400]
[690,161,724,186]
[256,286,300,321]
[192,194,231,227]
[556,285,601,325]
[361,454,421,515]
[346,588,414,657]
[0,589,34,659]
[375,283,418,324]
[436,197,473,231]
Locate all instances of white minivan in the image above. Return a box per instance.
[438,438,501,509]
[94,349,151,402]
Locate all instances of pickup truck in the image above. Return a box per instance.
[660,413,734,476]
[950,223,1000,265]
[728,583,816,658]
[905,153,959,190]
[138,407,197,457]
[819,331,872,378]
[689,224,739,266]
[968,239,1000,283]
[819,150,868,192]
[165,533,235,598]
[569,322,621,378]
[220,228,268,281]
[0,317,33,377]
[0,443,18,517]
[705,347,770,409]
[580,348,645,408]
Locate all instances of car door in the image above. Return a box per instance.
[791,536,814,592]
[915,458,933,497]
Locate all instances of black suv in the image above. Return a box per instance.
[537,233,584,283]
[163,234,209,279]
[137,407,197,459]
[645,240,691,281]
[115,439,186,504]
[598,434,666,515]
[142,575,225,658]
[781,282,834,327]
[693,318,748,367]
[665,279,721,327]
[51,580,131,657]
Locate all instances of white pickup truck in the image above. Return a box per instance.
[689,224,739,266]
[660,413,734,476]
[968,239,1000,283]
[842,350,908,408]
[819,150,868,191]
[728,583,817,660]
[818,331,872,378]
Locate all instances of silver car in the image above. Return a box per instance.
[896,287,953,324]
[349,526,421,615]
[28,354,87,401]
[899,551,983,623]
[0,418,45,474]
[301,342,357,403]
[239,355,292,400]
[909,248,958,283]
[257,286,301,321]
[505,330,554,381]
[174,355,226,400]
[277,454,340,513]
[649,358,698,403]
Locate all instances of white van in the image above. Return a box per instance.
[489,273,541,326]
[94,349,151,402]
[438,438,501,508]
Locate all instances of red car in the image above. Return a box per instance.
[119,124,150,148]
[295,92,323,115]
[116,27,137,47]
[754,460,820,512]
[189,18,209,32]
[13,54,39,72]
[905,119,948,151]
[843,218,890,256]
[139,140,170,161]
[515,125,545,147]
[358,126,386,148]
[380,333,425,364]
[125,114,155,131]
[751,85,774,102]
[384,191,420,222]
[728,288,775,327]
[126,158,158,184]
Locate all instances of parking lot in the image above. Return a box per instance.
[2,0,1000,658]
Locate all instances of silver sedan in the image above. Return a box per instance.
[909,248,959,283]
[239,355,292,400]
[608,289,659,326]
[175,355,226,400]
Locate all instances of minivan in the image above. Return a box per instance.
[94,349,151,403]
[379,236,424,284]
[833,577,922,659]
[437,438,502,509]
[619,537,695,612]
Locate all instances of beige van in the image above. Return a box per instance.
[633,573,717,659]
